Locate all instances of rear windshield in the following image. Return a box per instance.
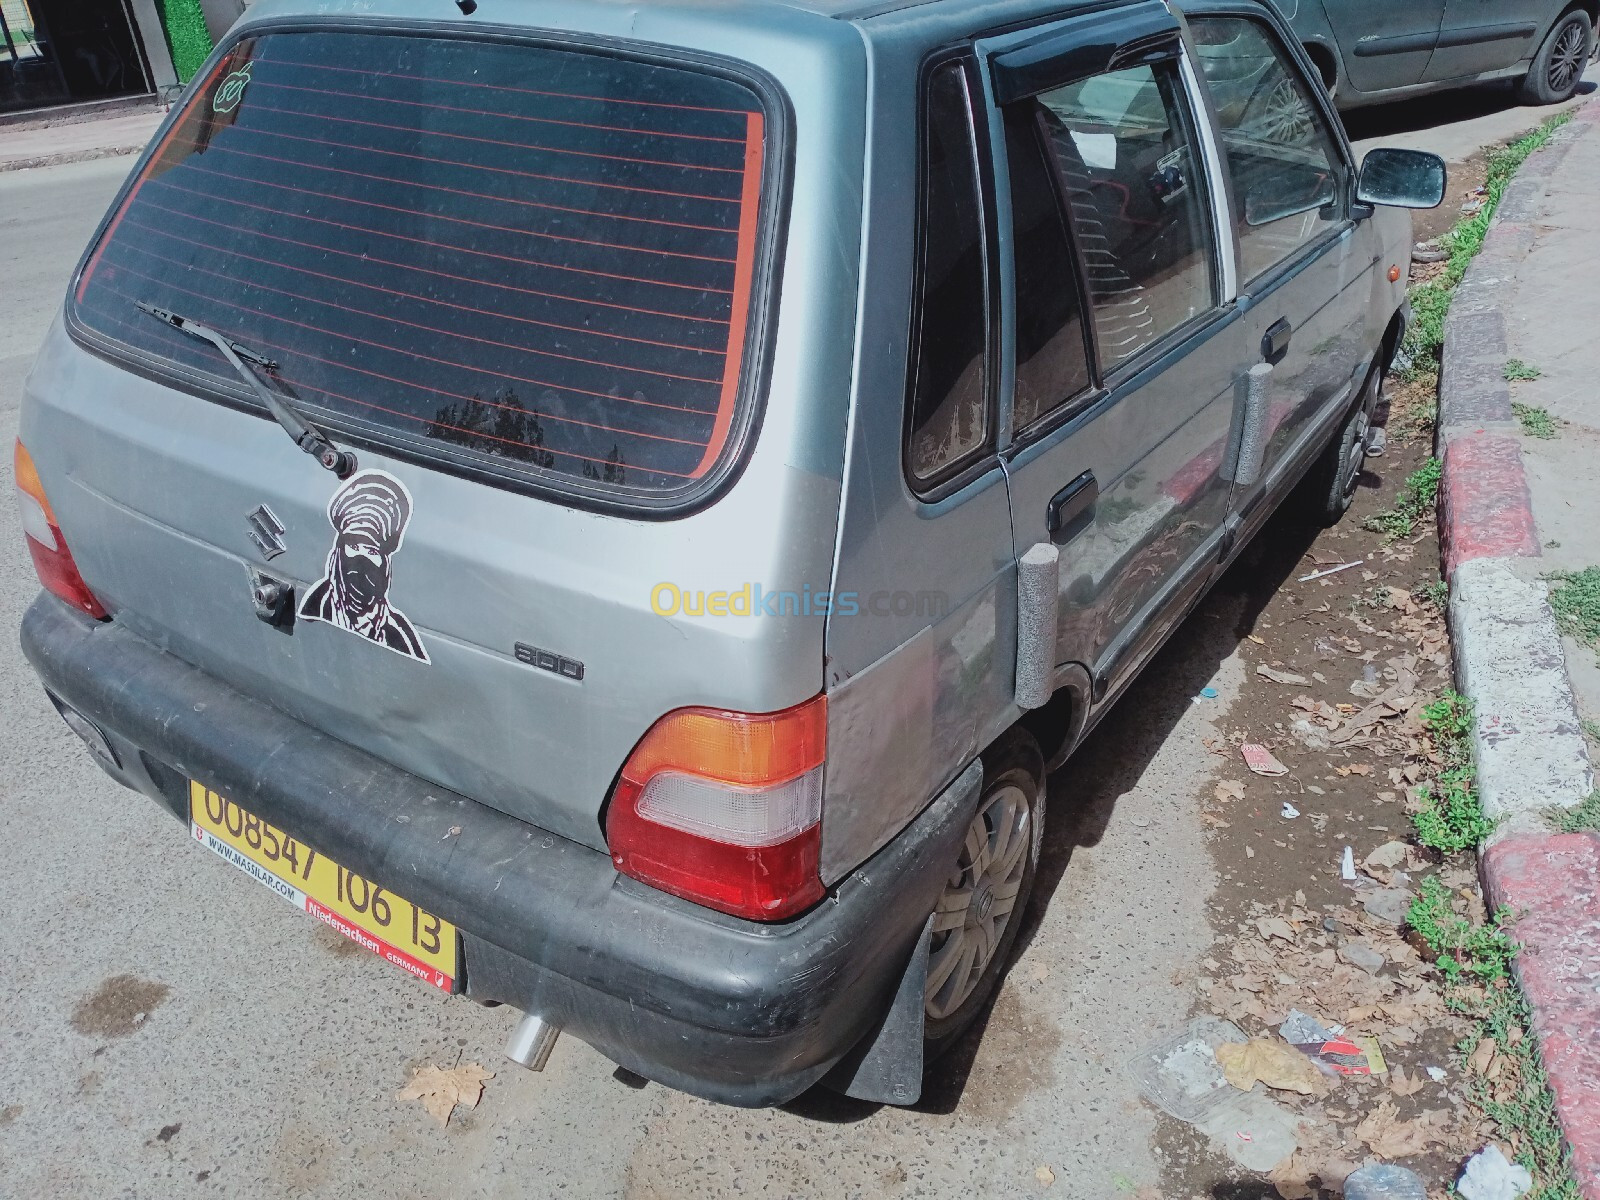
[72,31,776,507]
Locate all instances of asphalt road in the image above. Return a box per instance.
[0,155,1229,1198]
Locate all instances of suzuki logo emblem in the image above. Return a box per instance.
[246,504,287,561]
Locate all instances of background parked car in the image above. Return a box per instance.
[1268,0,1595,108]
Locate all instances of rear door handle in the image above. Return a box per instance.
[1047,470,1098,541]
[1262,318,1293,364]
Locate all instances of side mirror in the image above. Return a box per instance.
[1356,148,1447,210]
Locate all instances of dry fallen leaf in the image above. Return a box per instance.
[1469,1037,1498,1076]
[1389,1065,1425,1097]
[1355,1100,1445,1159]
[1215,1038,1327,1096]
[1034,1164,1055,1186]
[1214,780,1247,803]
[397,1062,494,1126]
[1256,916,1296,942]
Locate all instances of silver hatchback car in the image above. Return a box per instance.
[17,0,1442,1107]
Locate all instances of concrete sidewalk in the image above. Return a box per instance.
[1438,99,1600,1198]
[0,108,166,173]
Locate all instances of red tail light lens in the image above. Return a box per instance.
[607,695,827,921]
[14,441,108,619]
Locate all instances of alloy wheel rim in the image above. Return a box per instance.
[1259,78,1312,144]
[1550,23,1585,92]
[925,784,1032,1021]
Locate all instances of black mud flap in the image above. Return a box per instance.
[821,914,933,1105]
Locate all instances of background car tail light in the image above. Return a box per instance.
[607,696,827,921]
[14,440,108,619]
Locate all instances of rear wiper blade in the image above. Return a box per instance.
[135,302,357,478]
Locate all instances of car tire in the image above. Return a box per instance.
[1519,10,1594,104]
[1301,355,1383,528]
[923,728,1045,1057]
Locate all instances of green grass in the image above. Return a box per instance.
[1548,567,1600,652]
[158,0,213,83]
[1505,359,1544,382]
[1365,457,1443,540]
[1407,879,1579,1198]
[1551,790,1600,834]
[1419,578,1449,609]
[1401,113,1574,372]
[1583,717,1600,747]
[1514,403,1560,439]
[1413,691,1496,853]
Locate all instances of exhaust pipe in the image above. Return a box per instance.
[505,1012,561,1071]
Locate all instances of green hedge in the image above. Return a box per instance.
[159,0,213,84]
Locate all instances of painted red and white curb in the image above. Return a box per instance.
[1437,101,1600,1197]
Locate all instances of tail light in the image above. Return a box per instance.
[607,695,827,921]
[14,440,108,619]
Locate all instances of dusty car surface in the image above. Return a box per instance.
[1280,0,1595,110]
[16,0,1442,1107]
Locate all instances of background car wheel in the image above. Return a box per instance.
[923,729,1045,1056]
[1519,11,1594,104]
[1301,356,1383,528]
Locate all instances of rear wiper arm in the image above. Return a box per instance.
[135,302,357,479]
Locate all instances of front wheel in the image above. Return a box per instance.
[923,730,1045,1055]
[1301,355,1383,528]
[1519,11,1593,104]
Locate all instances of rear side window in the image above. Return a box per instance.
[1029,62,1216,373]
[906,61,992,489]
[72,32,777,508]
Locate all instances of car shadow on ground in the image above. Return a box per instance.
[783,500,1338,1125]
[1342,78,1596,142]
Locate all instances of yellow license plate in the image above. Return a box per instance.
[188,781,459,992]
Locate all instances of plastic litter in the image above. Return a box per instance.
[1279,1008,1388,1076]
[1341,846,1357,879]
[1344,1162,1428,1200]
[1426,1066,1448,1083]
[1242,744,1289,777]
[1298,560,1364,583]
[1457,1145,1533,1200]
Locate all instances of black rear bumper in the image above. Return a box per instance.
[20,595,980,1106]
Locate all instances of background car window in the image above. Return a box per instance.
[1030,63,1216,373]
[1003,105,1093,431]
[907,62,991,486]
[1191,17,1345,283]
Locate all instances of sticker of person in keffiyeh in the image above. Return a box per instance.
[299,470,429,663]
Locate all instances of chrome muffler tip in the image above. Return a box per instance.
[505,1011,561,1071]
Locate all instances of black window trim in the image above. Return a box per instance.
[62,15,794,522]
[996,99,1100,446]
[902,49,1005,503]
[1179,4,1359,296]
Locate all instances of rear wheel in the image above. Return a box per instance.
[1519,11,1593,104]
[1301,354,1383,528]
[923,730,1044,1055]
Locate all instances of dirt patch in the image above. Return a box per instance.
[1148,397,1490,1197]
[920,985,1063,1125]
[69,974,171,1039]
[0,1104,20,1126]
[1414,150,1489,248]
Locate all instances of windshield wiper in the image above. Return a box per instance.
[135,302,357,478]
